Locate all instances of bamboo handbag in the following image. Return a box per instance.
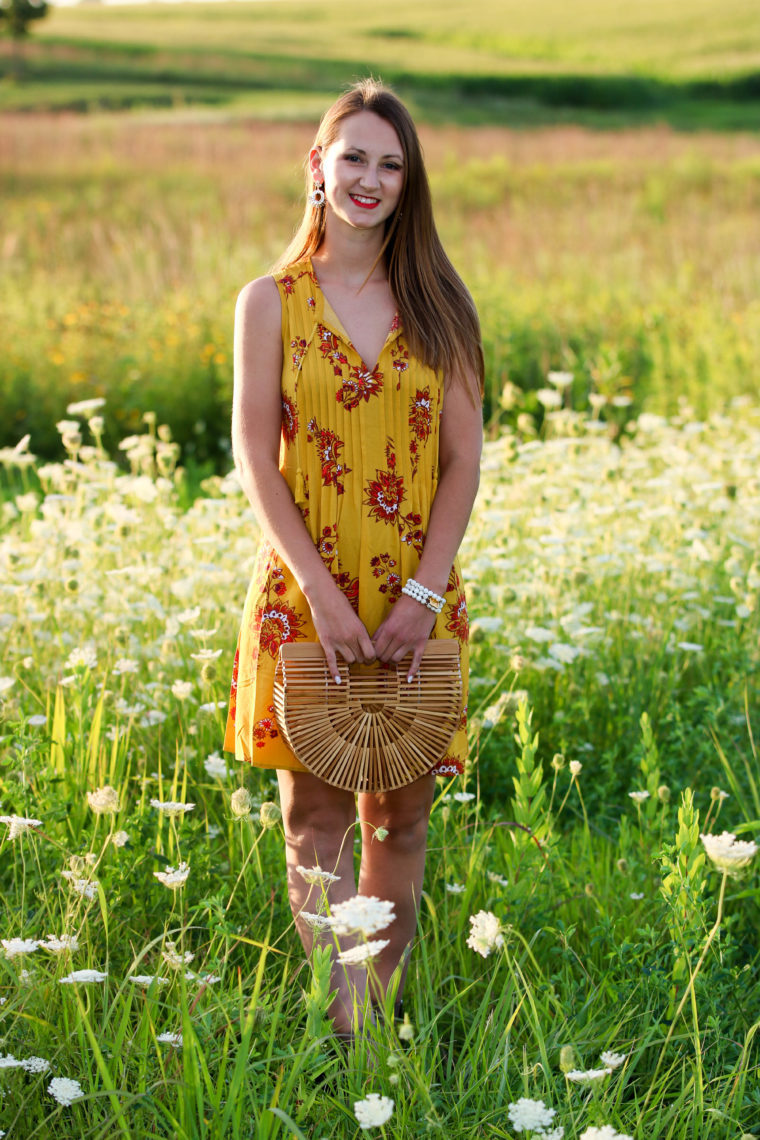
[273,640,463,793]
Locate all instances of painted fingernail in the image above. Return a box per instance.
[334,675,342,685]
[407,675,414,684]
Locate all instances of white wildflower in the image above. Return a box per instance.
[171,680,194,700]
[129,975,170,989]
[628,790,650,803]
[156,1031,183,1047]
[28,714,47,726]
[154,862,190,889]
[453,791,476,803]
[87,785,120,814]
[198,700,226,714]
[162,942,195,969]
[507,1096,558,1133]
[629,892,644,900]
[112,658,139,675]
[700,831,758,874]
[536,388,563,409]
[580,1128,633,1140]
[259,801,282,829]
[150,799,195,817]
[446,882,466,894]
[566,1067,612,1083]
[230,787,252,817]
[328,895,395,937]
[296,865,340,885]
[48,1076,84,1105]
[21,1055,51,1074]
[204,752,228,778]
[547,370,574,389]
[61,871,99,899]
[0,815,43,840]
[569,760,582,777]
[112,830,130,848]
[353,1092,394,1130]
[65,647,97,670]
[41,934,79,954]
[298,911,332,931]
[0,677,15,696]
[0,1054,23,1069]
[466,910,504,958]
[2,938,40,959]
[336,940,390,966]
[600,1051,627,1069]
[59,969,107,984]
[66,397,106,415]
[190,648,223,661]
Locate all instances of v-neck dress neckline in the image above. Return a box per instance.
[309,256,400,374]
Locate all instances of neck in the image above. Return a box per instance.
[313,218,387,286]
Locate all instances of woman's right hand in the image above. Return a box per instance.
[306,582,376,683]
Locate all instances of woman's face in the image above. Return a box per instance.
[311,110,405,231]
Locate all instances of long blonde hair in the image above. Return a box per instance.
[273,79,484,398]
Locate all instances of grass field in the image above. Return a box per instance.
[3,112,760,469]
[2,0,760,127]
[0,401,758,1137]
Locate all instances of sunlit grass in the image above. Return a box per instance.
[0,399,758,1136]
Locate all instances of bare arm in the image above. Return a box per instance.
[231,277,376,681]
[372,373,482,677]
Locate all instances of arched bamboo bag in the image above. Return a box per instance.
[273,641,462,792]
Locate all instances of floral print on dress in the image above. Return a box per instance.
[307,418,351,494]
[282,395,298,444]
[445,593,469,642]
[318,325,348,377]
[252,704,279,748]
[370,553,402,602]
[364,439,423,553]
[337,364,384,410]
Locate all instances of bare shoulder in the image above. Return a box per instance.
[235,275,281,332]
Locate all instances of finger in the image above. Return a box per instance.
[358,631,377,664]
[390,643,411,664]
[407,645,425,683]
[323,645,342,685]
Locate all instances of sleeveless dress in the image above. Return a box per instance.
[223,256,469,778]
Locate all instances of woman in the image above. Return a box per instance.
[223,79,483,1036]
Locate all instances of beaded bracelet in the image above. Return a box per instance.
[401,577,446,614]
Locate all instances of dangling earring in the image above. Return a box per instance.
[308,183,325,207]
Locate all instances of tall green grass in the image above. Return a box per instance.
[0,400,757,1136]
[2,115,760,467]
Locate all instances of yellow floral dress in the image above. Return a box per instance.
[223,257,469,777]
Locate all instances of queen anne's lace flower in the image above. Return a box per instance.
[328,895,395,936]
[507,1097,559,1133]
[298,911,332,931]
[22,1056,51,1074]
[296,865,340,884]
[162,942,194,969]
[59,969,107,984]
[48,1076,84,1105]
[580,1128,633,1140]
[61,871,99,899]
[466,910,504,958]
[156,1031,183,1047]
[700,831,758,874]
[130,975,170,988]
[0,815,43,840]
[230,788,252,817]
[41,934,79,954]
[628,790,650,803]
[154,862,190,889]
[566,1067,613,1083]
[600,1050,627,1069]
[87,785,120,814]
[353,1092,394,1130]
[2,938,40,959]
[150,799,195,817]
[336,940,390,966]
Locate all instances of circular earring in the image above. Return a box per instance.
[308,183,326,207]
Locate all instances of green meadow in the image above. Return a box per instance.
[1,1,759,1136]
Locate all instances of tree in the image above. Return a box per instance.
[1,0,49,78]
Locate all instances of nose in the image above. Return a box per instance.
[359,165,381,191]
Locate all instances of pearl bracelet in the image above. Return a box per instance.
[401,577,446,614]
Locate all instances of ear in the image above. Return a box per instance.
[308,146,324,185]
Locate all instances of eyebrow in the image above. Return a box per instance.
[344,146,404,161]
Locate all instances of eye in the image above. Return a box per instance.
[344,153,362,163]
[384,163,402,172]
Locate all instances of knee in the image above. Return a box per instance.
[282,794,355,859]
[365,800,431,855]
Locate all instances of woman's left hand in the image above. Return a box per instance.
[371,596,438,681]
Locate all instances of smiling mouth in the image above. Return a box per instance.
[350,194,380,209]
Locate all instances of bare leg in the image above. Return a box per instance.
[357,772,437,1007]
[277,769,367,1035]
